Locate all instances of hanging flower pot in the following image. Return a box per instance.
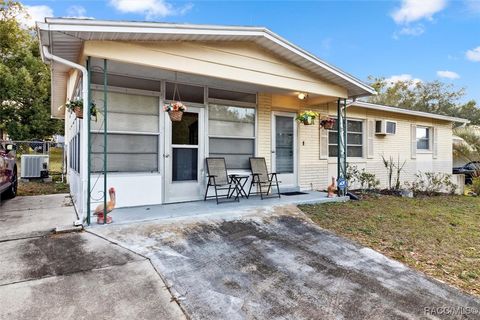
[74,106,83,119]
[164,101,187,122]
[320,118,336,129]
[164,80,187,122]
[65,99,98,121]
[303,116,313,125]
[296,110,318,125]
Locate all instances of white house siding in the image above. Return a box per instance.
[256,101,455,191]
[257,93,273,169]
[323,104,453,190]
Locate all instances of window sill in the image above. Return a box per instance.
[416,150,433,154]
[327,157,366,164]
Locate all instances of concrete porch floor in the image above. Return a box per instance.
[91,191,348,226]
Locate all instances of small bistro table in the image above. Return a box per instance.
[228,174,250,199]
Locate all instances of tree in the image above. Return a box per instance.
[453,126,480,164]
[0,0,63,141]
[367,76,480,125]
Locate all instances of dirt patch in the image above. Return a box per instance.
[20,232,138,279]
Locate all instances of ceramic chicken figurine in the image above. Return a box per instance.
[327,177,336,198]
[95,187,116,224]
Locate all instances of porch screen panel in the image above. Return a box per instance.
[91,134,158,172]
[208,104,255,169]
[91,91,159,132]
[209,138,254,169]
[90,90,160,172]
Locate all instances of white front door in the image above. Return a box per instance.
[271,112,297,189]
[164,106,205,203]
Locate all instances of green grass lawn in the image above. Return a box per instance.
[299,196,480,297]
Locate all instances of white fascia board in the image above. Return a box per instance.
[44,18,269,33]
[353,101,470,124]
[262,32,376,95]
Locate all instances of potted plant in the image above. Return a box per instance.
[320,117,335,129]
[296,110,319,125]
[164,101,187,122]
[65,99,98,121]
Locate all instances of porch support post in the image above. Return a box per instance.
[86,57,91,225]
[336,98,347,196]
[343,98,348,194]
[103,59,108,224]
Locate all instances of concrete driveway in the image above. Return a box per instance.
[0,195,185,320]
[0,194,75,241]
[92,206,480,320]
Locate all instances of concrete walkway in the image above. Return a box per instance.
[92,205,480,320]
[0,194,75,241]
[96,191,347,225]
[0,194,185,320]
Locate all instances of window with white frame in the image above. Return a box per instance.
[90,89,160,172]
[328,119,364,157]
[416,126,431,150]
[208,104,256,169]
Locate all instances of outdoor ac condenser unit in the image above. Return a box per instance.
[21,155,49,179]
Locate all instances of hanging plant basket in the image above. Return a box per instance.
[320,118,336,129]
[163,80,187,122]
[65,99,98,121]
[303,117,314,125]
[296,110,318,125]
[164,101,187,122]
[74,106,83,119]
[168,109,184,122]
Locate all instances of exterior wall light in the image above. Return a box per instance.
[298,93,308,100]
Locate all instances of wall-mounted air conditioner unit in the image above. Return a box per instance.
[21,155,49,179]
[375,120,397,135]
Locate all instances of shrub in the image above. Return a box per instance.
[346,164,359,187]
[358,170,380,191]
[381,155,406,190]
[346,164,380,192]
[471,177,480,196]
[405,172,457,196]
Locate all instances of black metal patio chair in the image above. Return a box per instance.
[204,157,240,204]
[247,157,281,199]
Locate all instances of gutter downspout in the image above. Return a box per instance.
[42,45,88,226]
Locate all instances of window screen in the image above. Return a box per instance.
[91,134,158,172]
[165,82,204,104]
[416,127,430,150]
[90,90,160,172]
[386,121,396,134]
[208,104,255,169]
[328,119,364,157]
[208,88,256,103]
[69,132,80,173]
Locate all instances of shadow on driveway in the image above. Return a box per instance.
[92,206,480,320]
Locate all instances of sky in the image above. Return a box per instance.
[19,0,480,103]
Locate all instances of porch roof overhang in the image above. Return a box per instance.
[38,18,375,118]
[351,100,470,124]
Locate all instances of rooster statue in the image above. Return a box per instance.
[327,177,336,198]
[94,187,116,224]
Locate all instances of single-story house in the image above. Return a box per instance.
[37,18,468,224]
